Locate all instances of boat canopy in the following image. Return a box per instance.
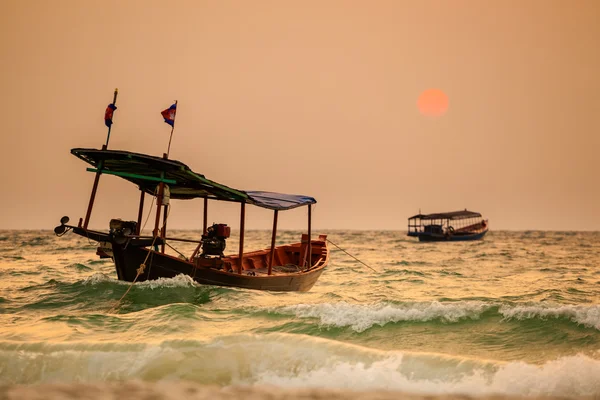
[71,148,316,211]
[408,210,482,220]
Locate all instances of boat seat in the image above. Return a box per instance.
[276,248,292,266]
[251,256,266,270]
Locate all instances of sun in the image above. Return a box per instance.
[417,89,449,117]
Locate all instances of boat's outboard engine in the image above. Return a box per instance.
[109,219,138,244]
[200,223,230,258]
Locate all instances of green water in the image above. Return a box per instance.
[0,230,598,396]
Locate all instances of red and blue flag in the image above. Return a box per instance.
[104,103,117,128]
[161,103,177,127]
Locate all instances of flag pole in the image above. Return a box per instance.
[84,88,118,229]
[166,100,178,158]
[105,88,119,148]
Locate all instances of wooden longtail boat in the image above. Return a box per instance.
[407,210,489,242]
[55,148,328,292]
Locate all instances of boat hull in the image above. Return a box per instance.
[410,229,488,242]
[73,228,327,292]
[114,244,325,291]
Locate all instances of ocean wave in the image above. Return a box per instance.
[255,352,600,396]
[14,274,211,314]
[82,273,198,288]
[65,263,92,271]
[272,302,600,333]
[82,273,126,285]
[390,269,427,276]
[0,335,598,396]
[500,304,600,330]
[436,269,463,276]
[0,255,24,261]
[19,237,52,247]
[274,301,492,332]
[88,259,110,265]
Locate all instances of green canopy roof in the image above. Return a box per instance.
[71,148,316,210]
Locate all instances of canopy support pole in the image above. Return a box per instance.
[268,210,278,275]
[238,201,246,274]
[300,204,312,269]
[153,182,164,238]
[161,204,168,253]
[190,197,208,261]
[83,144,106,229]
[307,204,312,268]
[203,197,208,235]
[156,155,170,252]
[136,190,145,235]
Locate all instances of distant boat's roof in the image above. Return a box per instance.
[408,210,483,220]
[71,148,316,211]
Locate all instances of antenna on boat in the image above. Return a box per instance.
[104,88,119,148]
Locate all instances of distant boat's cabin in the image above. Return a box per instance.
[407,210,488,242]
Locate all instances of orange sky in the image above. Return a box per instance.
[1,0,599,230]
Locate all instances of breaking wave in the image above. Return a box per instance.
[0,334,598,396]
[82,272,199,288]
[272,301,600,332]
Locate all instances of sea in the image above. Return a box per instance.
[0,229,599,399]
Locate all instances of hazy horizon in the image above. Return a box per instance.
[2,0,599,231]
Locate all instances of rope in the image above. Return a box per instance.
[108,199,171,313]
[106,245,154,314]
[165,241,186,259]
[326,238,377,273]
[140,196,155,234]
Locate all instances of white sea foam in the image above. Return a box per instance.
[82,272,120,285]
[1,335,598,396]
[500,304,600,330]
[277,302,491,332]
[275,302,600,332]
[135,274,198,289]
[82,272,198,288]
[254,352,600,396]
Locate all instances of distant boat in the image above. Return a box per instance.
[407,210,488,242]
